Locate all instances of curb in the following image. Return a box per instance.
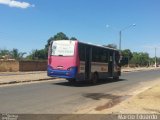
[0,78,55,86]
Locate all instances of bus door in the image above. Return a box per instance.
[108,51,114,76]
[85,46,92,80]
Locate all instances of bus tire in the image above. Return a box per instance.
[68,79,76,83]
[113,76,119,80]
[91,73,99,84]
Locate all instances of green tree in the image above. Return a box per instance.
[140,52,149,66]
[45,32,69,50]
[34,49,47,60]
[70,37,77,40]
[130,52,141,66]
[53,32,69,40]
[120,49,133,66]
[130,52,149,66]
[157,57,160,65]
[104,44,117,49]
[11,48,26,60]
[149,57,155,66]
[0,49,10,57]
[26,49,47,60]
[121,49,133,61]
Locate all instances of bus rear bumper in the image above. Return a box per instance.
[47,66,78,79]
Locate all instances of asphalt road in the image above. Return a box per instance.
[0,69,160,114]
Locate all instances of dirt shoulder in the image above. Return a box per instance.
[121,67,160,72]
[76,79,160,114]
[109,83,160,114]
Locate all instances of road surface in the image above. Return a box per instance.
[0,69,160,113]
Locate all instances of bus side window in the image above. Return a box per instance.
[110,56,112,62]
[78,44,85,61]
[92,47,97,62]
[92,48,109,63]
[93,47,102,62]
[100,49,108,63]
[105,51,109,62]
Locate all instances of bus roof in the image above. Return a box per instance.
[51,40,119,52]
[78,41,119,51]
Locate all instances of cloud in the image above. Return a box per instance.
[0,0,34,9]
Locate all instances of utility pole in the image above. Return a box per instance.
[155,48,157,68]
[119,31,122,51]
[119,24,136,51]
[106,24,135,51]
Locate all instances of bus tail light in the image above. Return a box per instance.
[67,67,74,71]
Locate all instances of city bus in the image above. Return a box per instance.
[47,40,121,83]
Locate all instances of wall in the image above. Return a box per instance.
[0,61,19,72]
[0,61,47,72]
[19,61,47,71]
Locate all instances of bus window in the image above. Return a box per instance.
[78,43,85,61]
[92,47,99,62]
[100,50,109,63]
[92,47,109,63]
[110,56,112,62]
[51,40,75,56]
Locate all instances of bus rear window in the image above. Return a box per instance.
[51,40,75,56]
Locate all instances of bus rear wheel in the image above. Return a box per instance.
[68,79,76,83]
[113,76,119,80]
[91,73,98,84]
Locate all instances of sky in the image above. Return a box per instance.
[0,0,160,57]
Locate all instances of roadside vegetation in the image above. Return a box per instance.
[0,32,159,67]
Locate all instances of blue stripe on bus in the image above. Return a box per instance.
[47,65,78,79]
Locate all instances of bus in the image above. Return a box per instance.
[47,40,121,83]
